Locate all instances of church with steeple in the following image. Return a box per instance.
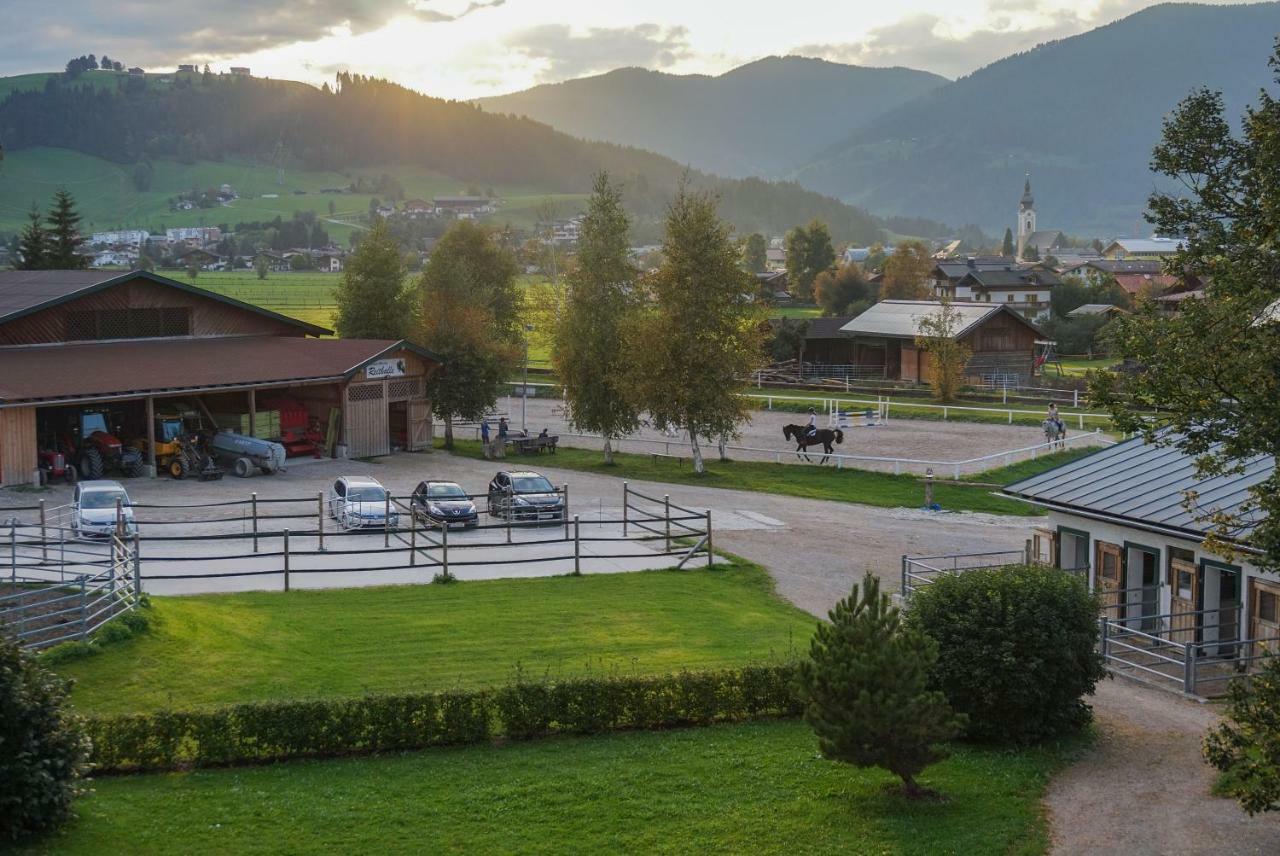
[1015,175,1064,262]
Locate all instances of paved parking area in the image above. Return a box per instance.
[1,446,1037,609]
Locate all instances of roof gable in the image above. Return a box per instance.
[0,269,330,336]
[839,300,1041,340]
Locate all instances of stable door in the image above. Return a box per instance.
[1096,541,1123,616]
[1168,558,1200,645]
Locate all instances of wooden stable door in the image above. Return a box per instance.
[1250,579,1280,655]
[1096,542,1123,614]
[1168,559,1200,644]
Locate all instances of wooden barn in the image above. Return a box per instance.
[838,300,1042,386]
[0,270,441,486]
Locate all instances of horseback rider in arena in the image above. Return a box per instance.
[806,407,818,440]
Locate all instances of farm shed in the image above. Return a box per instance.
[838,300,1042,386]
[1004,437,1278,692]
[0,270,441,486]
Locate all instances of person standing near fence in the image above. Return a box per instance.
[481,418,492,459]
[497,417,508,458]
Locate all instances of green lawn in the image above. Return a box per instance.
[772,304,824,319]
[1054,357,1120,378]
[22,720,1077,855]
[55,561,814,716]
[441,439,1063,515]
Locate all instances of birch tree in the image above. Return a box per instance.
[623,181,764,474]
[553,172,641,464]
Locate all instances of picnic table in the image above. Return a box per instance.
[508,434,559,455]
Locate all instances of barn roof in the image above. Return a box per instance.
[1003,435,1272,546]
[0,270,331,336]
[959,268,1062,289]
[839,300,1041,340]
[0,336,441,406]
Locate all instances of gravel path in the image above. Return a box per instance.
[1047,681,1280,854]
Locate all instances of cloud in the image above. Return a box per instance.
[504,23,693,82]
[0,1,503,75]
[793,0,1150,79]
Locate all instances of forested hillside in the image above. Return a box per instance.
[0,69,886,243]
[477,57,946,178]
[791,2,1280,235]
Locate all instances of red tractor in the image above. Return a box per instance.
[55,408,144,480]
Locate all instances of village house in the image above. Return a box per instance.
[928,256,1017,297]
[176,248,222,270]
[253,251,291,272]
[90,230,150,248]
[765,247,786,272]
[433,196,494,219]
[1006,438,1278,696]
[402,199,434,220]
[1067,303,1128,320]
[229,67,251,77]
[838,299,1042,386]
[954,267,1060,322]
[1100,237,1185,260]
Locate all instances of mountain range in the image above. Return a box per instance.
[478,2,1280,236]
[478,58,947,179]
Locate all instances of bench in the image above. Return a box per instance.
[650,452,687,466]
[509,435,558,455]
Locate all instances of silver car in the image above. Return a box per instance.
[72,480,137,539]
[328,476,400,530]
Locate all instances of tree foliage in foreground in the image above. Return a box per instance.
[622,181,764,473]
[1090,42,1280,571]
[1204,656,1280,815]
[797,574,965,798]
[914,298,972,402]
[418,221,522,447]
[0,635,91,842]
[334,217,410,340]
[554,173,642,464]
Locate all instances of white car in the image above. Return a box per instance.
[328,476,399,530]
[71,480,137,539]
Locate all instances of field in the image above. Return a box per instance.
[21,720,1077,855]
[1054,357,1120,377]
[437,438,1088,515]
[0,146,582,242]
[54,561,814,715]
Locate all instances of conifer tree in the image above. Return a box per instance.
[334,217,409,339]
[44,189,88,269]
[797,573,965,799]
[554,172,641,464]
[16,204,48,270]
[1002,227,1015,257]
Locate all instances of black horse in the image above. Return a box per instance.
[783,424,844,464]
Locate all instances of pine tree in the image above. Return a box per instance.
[334,217,409,339]
[44,190,88,269]
[1002,227,1015,257]
[554,172,641,464]
[622,180,764,473]
[16,204,48,270]
[797,573,965,799]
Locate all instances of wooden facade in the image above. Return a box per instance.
[0,407,37,487]
[342,352,435,458]
[0,276,302,346]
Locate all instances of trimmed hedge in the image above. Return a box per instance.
[85,664,801,773]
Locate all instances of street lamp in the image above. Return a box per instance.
[522,323,534,432]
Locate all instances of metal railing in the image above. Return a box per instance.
[1,483,712,596]
[1,532,141,651]
[900,550,1032,597]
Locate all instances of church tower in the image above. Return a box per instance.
[1016,174,1036,260]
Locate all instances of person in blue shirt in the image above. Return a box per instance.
[480,418,491,458]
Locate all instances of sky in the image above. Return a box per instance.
[0,0,1248,99]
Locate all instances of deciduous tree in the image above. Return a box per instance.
[914,297,972,401]
[334,217,409,339]
[419,221,522,448]
[881,240,933,300]
[743,232,767,273]
[622,181,764,473]
[814,263,876,317]
[553,173,641,464]
[1091,43,1280,570]
[785,220,836,301]
[797,573,965,799]
[1204,655,1280,814]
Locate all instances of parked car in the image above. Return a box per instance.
[71,480,137,538]
[328,476,399,530]
[486,471,565,522]
[411,481,479,528]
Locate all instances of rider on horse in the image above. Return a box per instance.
[1047,403,1065,436]
[806,408,818,440]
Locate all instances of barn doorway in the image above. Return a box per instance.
[1125,544,1161,632]
[389,401,408,452]
[1168,548,1200,645]
[1096,541,1123,615]
[1250,579,1280,656]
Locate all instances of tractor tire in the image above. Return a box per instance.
[81,447,104,480]
[122,460,143,479]
[233,457,253,478]
[169,458,188,480]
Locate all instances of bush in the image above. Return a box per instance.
[85,664,801,772]
[40,604,154,667]
[1204,656,1280,814]
[906,565,1104,745]
[0,635,92,842]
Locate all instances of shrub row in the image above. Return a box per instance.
[85,664,802,773]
